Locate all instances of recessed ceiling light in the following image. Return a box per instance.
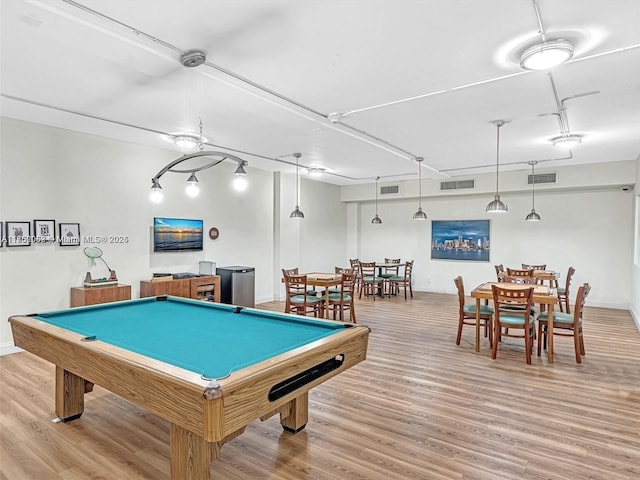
[520,39,574,70]
[551,134,582,148]
[173,134,205,149]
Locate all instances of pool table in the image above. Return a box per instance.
[9,296,369,480]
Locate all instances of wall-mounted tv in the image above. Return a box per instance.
[153,217,203,252]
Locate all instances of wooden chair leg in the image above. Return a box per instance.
[491,321,499,359]
[573,328,582,363]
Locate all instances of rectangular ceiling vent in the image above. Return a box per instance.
[380,185,400,195]
[528,173,557,185]
[440,179,475,191]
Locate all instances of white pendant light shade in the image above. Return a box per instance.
[520,39,574,70]
[185,172,199,197]
[526,209,541,221]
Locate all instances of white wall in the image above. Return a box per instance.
[0,118,346,349]
[631,154,640,329]
[345,169,636,310]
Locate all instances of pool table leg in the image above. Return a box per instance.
[55,366,93,422]
[279,392,309,433]
[170,424,245,480]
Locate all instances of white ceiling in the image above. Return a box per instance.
[2,0,639,185]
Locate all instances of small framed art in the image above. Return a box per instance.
[59,222,81,246]
[6,221,32,247]
[34,219,56,243]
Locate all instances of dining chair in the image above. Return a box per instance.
[389,260,413,299]
[494,264,504,281]
[358,262,383,300]
[282,267,316,296]
[328,273,357,323]
[491,284,536,364]
[327,266,354,295]
[349,258,362,292]
[506,268,535,279]
[537,283,590,363]
[382,257,401,296]
[454,276,493,347]
[522,263,546,270]
[283,274,323,317]
[557,266,576,313]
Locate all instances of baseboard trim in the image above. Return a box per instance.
[0,343,23,356]
[630,305,640,332]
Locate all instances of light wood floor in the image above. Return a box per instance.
[1,292,639,479]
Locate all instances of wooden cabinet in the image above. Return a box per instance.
[70,284,132,307]
[140,276,220,302]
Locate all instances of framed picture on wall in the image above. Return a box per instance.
[34,219,56,243]
[431,220,490,262]
[59,222,81,246]
[6,221,32,247]
[0,221,4,247]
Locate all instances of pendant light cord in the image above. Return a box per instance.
[417,158,423,208]
[294,152,300,207]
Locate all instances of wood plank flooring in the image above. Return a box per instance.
[1,292,639,479]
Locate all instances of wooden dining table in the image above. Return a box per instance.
[470,282,560,362]
[304,272,343,318]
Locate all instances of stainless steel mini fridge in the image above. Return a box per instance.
[216,266,255,307]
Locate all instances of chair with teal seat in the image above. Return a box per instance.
[491,284,536,364]
[282,267,316,296]
[358,262,384,300]
[454,276,493,347]
[381,258,401,296]
[557,266,576,313]
[328,273,357,323]
[537,282,590,363]
[389,260,414,300]
[283,274,323,317]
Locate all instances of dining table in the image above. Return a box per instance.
[374,262,403,297]
[470,281,560,362]
[304,272,343,318]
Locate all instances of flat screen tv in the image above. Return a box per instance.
[153,217,203,252]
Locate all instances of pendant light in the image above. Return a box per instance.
[371,177,382,224]
[486,120,508,213]
[412,157,428,220]
[525,161,541,221]
[290,152,304,219]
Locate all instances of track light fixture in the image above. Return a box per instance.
[290,153,304,219]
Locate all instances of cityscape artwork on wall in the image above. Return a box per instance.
[431,220,490,262]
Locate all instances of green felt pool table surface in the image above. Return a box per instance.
[32,296,348,379]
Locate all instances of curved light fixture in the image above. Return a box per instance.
[520,39,574,70]
[149,151,248,202]
[150,120,248,202]
[486,120,508,213]
[551,134,582,148]
[371,177,382,224]
[290,153,304,219]
[413,158,428,220]
[525,161,541,221]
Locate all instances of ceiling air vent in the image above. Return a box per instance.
[528,173,557,184]
[380,185,399,195]
[440,179,475,191]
